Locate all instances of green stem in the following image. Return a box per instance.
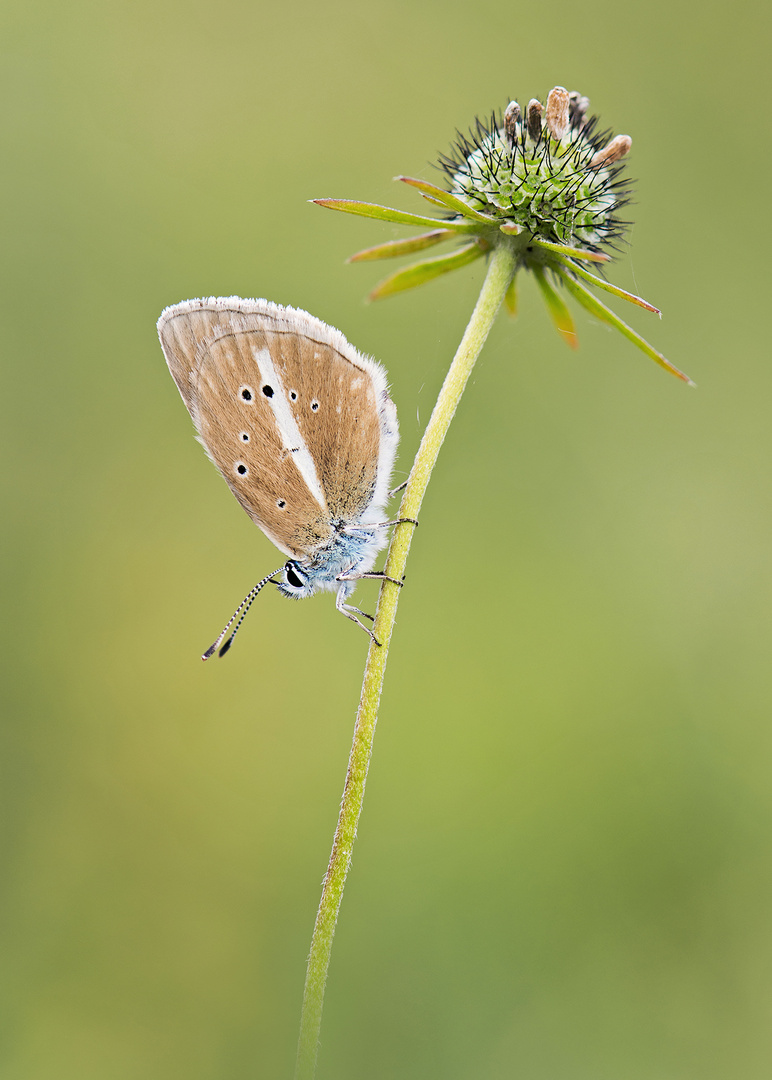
[294,241,517,1080]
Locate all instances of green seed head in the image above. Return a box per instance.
[439,87,633,253]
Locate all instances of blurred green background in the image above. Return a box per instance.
[2,0,771,1077]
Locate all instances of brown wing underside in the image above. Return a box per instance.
[159,302,384,559]
[264,329,382,520]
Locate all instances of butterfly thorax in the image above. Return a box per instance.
[276,523,387,599]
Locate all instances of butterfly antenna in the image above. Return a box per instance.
[202,566,284,660]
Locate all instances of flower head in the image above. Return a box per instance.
[314,86,692,384]
[441,87,630,252]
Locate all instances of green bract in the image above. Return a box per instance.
[314,86,692,385]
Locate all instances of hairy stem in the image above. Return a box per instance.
[294,241,517,1080]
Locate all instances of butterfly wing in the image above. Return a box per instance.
[158,297,399,559]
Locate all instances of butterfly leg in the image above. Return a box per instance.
[335,586,381,645]
[371,517,419,529]
[336,567,404,588]
[357,571,404,587]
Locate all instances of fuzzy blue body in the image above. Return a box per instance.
[277,524,387,601]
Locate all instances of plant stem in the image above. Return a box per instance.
[294,241,517,1080]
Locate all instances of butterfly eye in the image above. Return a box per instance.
[285,564,305,590]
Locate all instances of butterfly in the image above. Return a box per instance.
[158,296,408,657]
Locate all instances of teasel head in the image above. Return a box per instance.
[314,86,692,385]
